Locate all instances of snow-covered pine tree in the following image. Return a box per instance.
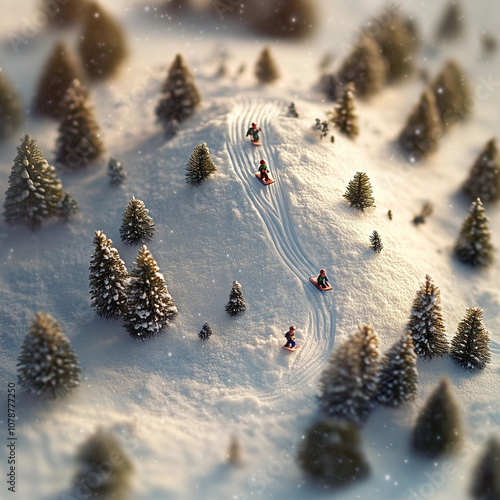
[255,47,279,84]
[405,274,448,360]
[412,377,463,458]
[89,230,129,320]
[198,321,213,340]
[353,324,381,404]
[454,198,494,267]
[43,0,89,27]
[17,312,81,398]
[79,1,128,79]
[0,70,22,139]
[57,192,79,221]
[435,1,464,42]
[450,307,491,370]
[120,197,156,245]
[312,118,329,140]
[32,41,85,119]
[377,333,418,407]
[369,230,383,253]
[330,81,359,139]
[185,143,217,186]
[108,156,127,186]
[470,436,500,500]
[124,245,177,339]
[343,171,376,212]
[462,139,500,204]
[155,54,201,134]
[287,102,299,118]
[55,79,104,169]
[398,88,442,161]
[74,427,133,499]
[337,36,387,98]
[4,135,64,229]
[225,281,246,316]
[297,419,370,487]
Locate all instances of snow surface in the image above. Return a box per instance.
[0,0,499,499]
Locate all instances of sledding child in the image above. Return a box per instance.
[284,326,296,348]
[317,269,330,289]
[246,122,261,142]
[258,159,270,182]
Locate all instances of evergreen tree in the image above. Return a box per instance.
[318,324,381,425]
[108,157,127,186]
[377,333,418,407]
[412,377,463,458]
[89,230,129,320]
[330,82,359,139]
[17,312,81,398]
[297,419,370,488]
[435,1,464,42]
[255,47,279,84]
[57,192,79,221]
[79,1,128,79]
[343,171,376,212]
[4,135,64,229]
[450,307,491,370]
[454,198,494,267]
[398,88,442,161]
[287,102,299,118]
[320,73,339,102]
[120,197,156,245]
[185,143,217,186]
[405,274,448,360]
[369,230,383,253]
[470,436,500,500]
[124,245,177,339]
[32,41,85,119]
[0,71,22,139]
[225,281,246,316]
[312,118,329,140]
[462,139,500,204]
[155,54,201,134]
[337,36,387,98]
[198,321,213,340]
[387,209,393,220]
[74,427,133,499]
[42,0,89,27]
[227,436,241,465]
[55,79,104,169]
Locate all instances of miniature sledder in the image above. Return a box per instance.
[255,159,275,185]
[309,269,333,291]
[246,122,262,146]
[283,325,300,351]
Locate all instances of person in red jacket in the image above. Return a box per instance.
[258,159,270,182]
[246,122,261,142]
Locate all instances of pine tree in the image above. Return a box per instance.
[369,230,383,253]
[450,307,491,370]
[42,0,89,27]
[470,436,500,500]
[377,333,418,407]
[89,230,129,320]
[312,119,329,140]
[227,436,241,465]
[462,139,500,204]
[17,312,81,398]
[330,82,359,139]
[337,36,387,98]
[406,274,448,360]
[55,79,104,169]
[4,135,64,230]
[57,193,79,221]
[435,1,464,42]
[79,1,128,79]
[343,171,376,212]
[318,325,380,425]
[185,143,217,186]
[124,245,177,339]
[398,88,442,161]
[320,73,339,102]
[120,197,156,245]
[198,321,213,340]
[225,281,246,316]
[297,419,370,488]
[255,47,279,84]
[108,157,127,186]
[454,198,494,267]
[74,427,133,499]
[412,377,463,458]
[32,41,85,119]
[155,54,201,134]
[0,71,22,139]
[287,102,299,118]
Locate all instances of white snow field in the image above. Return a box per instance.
[0,0,499,499]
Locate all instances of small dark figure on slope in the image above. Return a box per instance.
[284,326,297,348]
[258,159,270,183]
[246,122,261,143]
[317,269,330,289]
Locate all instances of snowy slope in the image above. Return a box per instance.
[0,1,499,499]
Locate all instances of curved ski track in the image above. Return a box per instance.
[226,97,336,405]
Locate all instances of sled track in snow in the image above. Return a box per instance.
[226,97,336,406]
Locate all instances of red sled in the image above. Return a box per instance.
[255,172,275,185]
[283,345,301,352]
[309,276,333,291]
[251,139,262,146]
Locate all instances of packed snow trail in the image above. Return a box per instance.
[226,97,336,403]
